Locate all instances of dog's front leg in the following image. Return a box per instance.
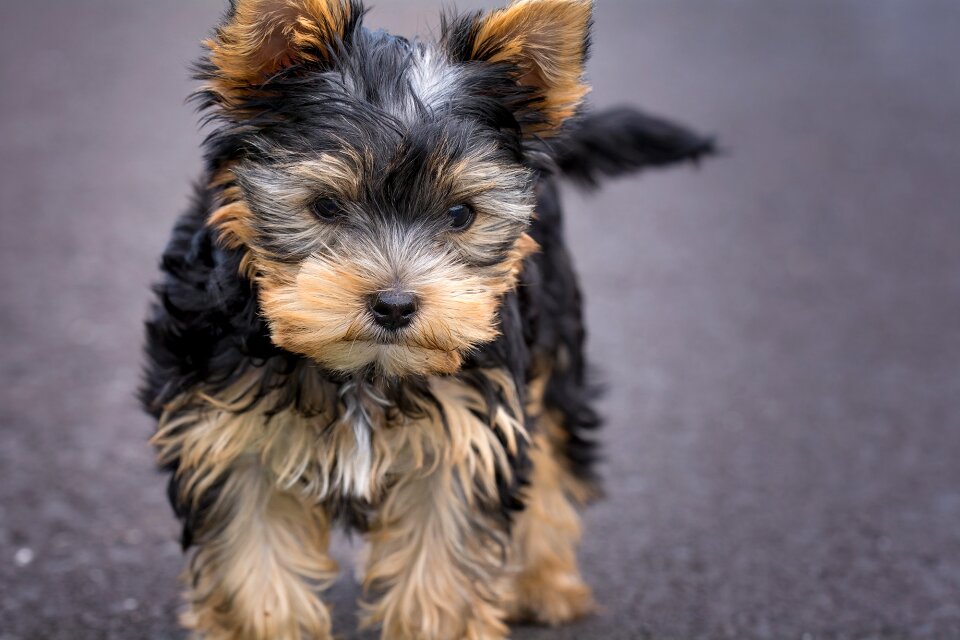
[180,458,338,640]
[361,464,512,640]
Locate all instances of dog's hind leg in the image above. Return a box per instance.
[504,395,595,626]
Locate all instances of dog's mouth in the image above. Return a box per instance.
[365,332,408,346]
[347,321,459,352]
[347,335,455,354]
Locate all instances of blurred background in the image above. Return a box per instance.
[2,1,960,638]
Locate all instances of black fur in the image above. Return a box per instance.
[551,106,715,188]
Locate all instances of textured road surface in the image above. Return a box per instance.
[3,1,960,638]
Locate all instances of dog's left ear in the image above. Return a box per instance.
[445,0,592,136]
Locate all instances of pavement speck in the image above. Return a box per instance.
[13,548,33,568]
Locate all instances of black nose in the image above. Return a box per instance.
[369,290,418,330]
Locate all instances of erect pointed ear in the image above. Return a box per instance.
[446,0,593,135]
[203,0,362,99]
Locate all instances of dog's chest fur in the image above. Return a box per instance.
[153,367,525,521]
[317,371,524,504]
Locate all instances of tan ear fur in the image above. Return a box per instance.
[206,0,356,96]
[472,0,592,133]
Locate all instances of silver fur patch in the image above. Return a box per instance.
[406,46,461,116]
[337,378,390,499]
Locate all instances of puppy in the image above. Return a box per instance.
[141,1,712,638]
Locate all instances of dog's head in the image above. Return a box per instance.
[200,0,591,377]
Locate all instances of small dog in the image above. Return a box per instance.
[141,1,711,637]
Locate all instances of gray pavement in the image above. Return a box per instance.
[2,1,960,638]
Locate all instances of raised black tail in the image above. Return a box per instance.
[551,106,716,188]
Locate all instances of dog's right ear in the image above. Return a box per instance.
[201,0,362,103]
[442,0,593,137]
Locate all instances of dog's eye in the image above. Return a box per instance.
[311,197,342,222]
[446,204,475,231]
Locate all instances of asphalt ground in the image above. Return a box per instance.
[2,1,960,638]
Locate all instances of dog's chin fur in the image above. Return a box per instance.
[302,340,464,377]
[141,0,713,638]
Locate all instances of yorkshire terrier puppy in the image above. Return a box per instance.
[141,0,712,638]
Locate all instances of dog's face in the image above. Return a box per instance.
[202,0,591,377]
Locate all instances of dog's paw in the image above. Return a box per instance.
[507,571,596,626]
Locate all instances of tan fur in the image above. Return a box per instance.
[472,0,593,134]
[505,430,595,625]
[154,368,528,639]
[360,373,526,640]
[206,172,259,280]
[361,468,511,640]
[523,363,598,504]
[490,365,594,625]
[153,371,331,501]
[179,459,338,640]
[261,228,536,377]
[255,243,513,376]
[205,0,355,103]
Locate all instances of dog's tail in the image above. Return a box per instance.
[550,106,716,188]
